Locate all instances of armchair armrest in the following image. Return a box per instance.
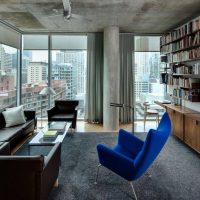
[118,129,144,154]
[47,107,57,120]
[97,144,135,181]
[24,110,36,120]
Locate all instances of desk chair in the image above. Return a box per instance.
[143,102,159,129]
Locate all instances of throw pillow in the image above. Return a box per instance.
[6,105,26,121]
[2,105,26,127]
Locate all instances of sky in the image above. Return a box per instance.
[31,51,58,62]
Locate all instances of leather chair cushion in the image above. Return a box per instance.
[50,114,74,120]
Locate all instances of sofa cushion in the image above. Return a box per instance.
[0,126,22,142]
[0,120,34,142]
[2,106,26,127]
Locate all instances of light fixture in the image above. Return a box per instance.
[39,86,56,128]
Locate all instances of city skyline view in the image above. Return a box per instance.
[0,36,163,120]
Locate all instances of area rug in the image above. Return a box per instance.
[17,132,200,200]
[47,132,200,200]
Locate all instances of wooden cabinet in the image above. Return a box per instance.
[167,107,184,140]
[184,114,200,153]
[155,98,200,154]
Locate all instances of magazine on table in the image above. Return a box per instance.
[48,121,67,133]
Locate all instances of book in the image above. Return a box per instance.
[43,130,58,138]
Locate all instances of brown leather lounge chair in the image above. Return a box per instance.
[0,142,61,200]
[48,100,79,129]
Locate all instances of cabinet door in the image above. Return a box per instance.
[197,122,200,153]
[185,116,200,153]
[167,108,183,140]
[173,111,184,140]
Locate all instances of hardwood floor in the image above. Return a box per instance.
[38,120,158,133]
[76,120,157,133]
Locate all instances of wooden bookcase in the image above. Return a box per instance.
[160,16,200,104]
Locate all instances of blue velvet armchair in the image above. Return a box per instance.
[96,112,171,199]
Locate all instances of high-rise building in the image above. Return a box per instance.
[52,63,74,99]
[27,62,47,83]
[55,51,86,95]
[0,44,12,72]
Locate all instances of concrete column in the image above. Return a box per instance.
[103,26,120,130]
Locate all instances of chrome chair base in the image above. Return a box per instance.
[94,164,138,200]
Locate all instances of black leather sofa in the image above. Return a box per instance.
[0,108,37,150]
[48,100,79,129]
[0,142,61,200]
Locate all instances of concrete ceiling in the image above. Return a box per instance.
[0,0,200,33]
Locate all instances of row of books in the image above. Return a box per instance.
[193,63,200,74]
[165,75,200,88]
[173,88,200,102]
[160,32,200,54]
[160,17,200,46]
[171,64,192,74]
[172,47,200,62]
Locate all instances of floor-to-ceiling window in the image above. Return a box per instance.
[22,35,48,117]
[51,35,87,119]
[134,36,164,120]
[0,44,18,109]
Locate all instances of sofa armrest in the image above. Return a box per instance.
[0,142,10,155]
[44,142,61,167]
[24,110,37,128]
[24,110,36,120]
[0,155,44,171]
[41,143,61,199]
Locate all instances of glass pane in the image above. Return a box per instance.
[134,37,165,120]
[52,50,87,119]
[0,44,18,109]
[21,50,48,117]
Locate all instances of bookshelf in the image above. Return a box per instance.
[160,16,200,104]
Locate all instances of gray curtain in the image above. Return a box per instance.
[119,34,134,123]
[85,33,103,123]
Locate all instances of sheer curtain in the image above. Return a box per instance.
[119,34,134,123]
[85,33,103,123]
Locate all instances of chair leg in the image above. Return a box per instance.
[130,182,138,200]
[144,114,147,130]
[145,171,152,178]
[94,164,101,185]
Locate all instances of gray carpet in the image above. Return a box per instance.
[17,132,200,200]
[48,132,200,200]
